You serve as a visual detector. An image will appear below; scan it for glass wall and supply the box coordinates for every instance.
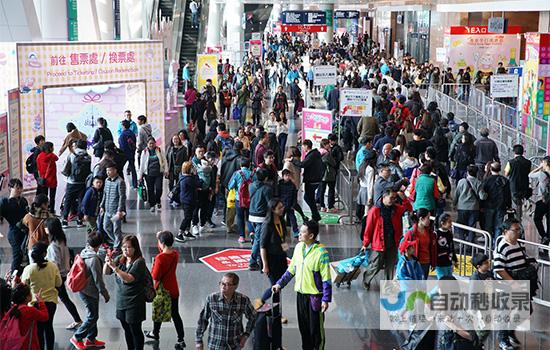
[405,10,431,62]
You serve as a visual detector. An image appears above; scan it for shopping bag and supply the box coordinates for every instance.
[232,106,241,120]
[152,283,171,322]
[335,250,369,274]
[227,189,236,209]
[137,180,148,202]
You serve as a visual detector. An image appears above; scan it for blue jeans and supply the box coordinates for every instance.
[435,266,453,279]
[238,105,247,126]
[235,202,249,238]
[191,12,199,27]
[483,208,506,246]
[74,293,99,341]
[249,222,264,266]
[285,207,299,236]
[456,209,479,242]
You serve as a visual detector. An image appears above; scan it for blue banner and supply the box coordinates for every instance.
[281,11,326,25]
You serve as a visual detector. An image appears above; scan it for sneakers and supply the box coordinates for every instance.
[199,225,209,233]
[184,232,197,240]
[76,220,84,228]
[207,221,216,229]
[220,220,226,226]
[150,206,156,213]
[67,213,78,222]
[62,220,69,228]
[144,330,159,341]
[249,263,260,271]
[175,233,186,243]
[66,321,82,330]
[156,204,162,211]
[84,339,106,348]
[508,333,521,347]
[498,340,515,350]
[175,340,187,349]
[192,225,199,235]
[70,337,86,350]
[238,236,246,244]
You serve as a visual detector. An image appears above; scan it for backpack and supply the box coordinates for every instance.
[238,170,253,208]
[0,307,34,350]
[67,254,88,293]
[217,136,234,154]
[71,153,92,183]
[542,172,550,205]
[168,176,183,204]
[25,150,39,175]
[125,133,136,152]
[144,265,156,303]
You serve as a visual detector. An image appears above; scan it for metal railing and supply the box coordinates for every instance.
[337,161,358,225]
[495,235,550,308]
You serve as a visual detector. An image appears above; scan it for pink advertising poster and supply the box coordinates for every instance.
[302,108,332,150]
[0,112,8,195]
[446,26,522,73]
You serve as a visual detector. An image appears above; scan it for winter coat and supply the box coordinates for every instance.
[179,174,198,205]
[80,246,109,299]
[291,149,323,184]
[362,199,413,252]
[36,152,58,188]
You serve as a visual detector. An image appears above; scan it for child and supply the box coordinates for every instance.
[401,146,419,179]
[396,239,425,281]
[176,161,198,242]
[435,213,457,279]
[81,176,104,233]
[278,169,299,238]
[99,161,126,252]
[470,253,493,281]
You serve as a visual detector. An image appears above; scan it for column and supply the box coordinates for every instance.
[206,1,221,48]
[95,0,114,40]
[318,4,334,44]
[225,0,244,66]
[540,11,550,33]
[34,0,68,40]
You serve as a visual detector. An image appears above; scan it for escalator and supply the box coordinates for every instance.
[178,1,199,92]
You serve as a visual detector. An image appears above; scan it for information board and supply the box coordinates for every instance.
[302,108,333,150]
[313,65,337,86]
[340,88,373,118]
[7,89,21,182]
[281,11,326,25]
[490,74,519,98]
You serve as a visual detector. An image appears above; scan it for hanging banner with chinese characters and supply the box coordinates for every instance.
[16,41,164,188]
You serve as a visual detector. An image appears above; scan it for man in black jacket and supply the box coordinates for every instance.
[482,162,512,245]
[289,139,323,222]
[504,144,532,219]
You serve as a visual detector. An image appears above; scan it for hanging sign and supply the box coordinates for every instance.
[340,88,373,118]
[302,108,333,150]
[313,65,337,86]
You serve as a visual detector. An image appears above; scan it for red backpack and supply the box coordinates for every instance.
[0,307,33,350]
[238,171,253,208]
[67,255,88,293]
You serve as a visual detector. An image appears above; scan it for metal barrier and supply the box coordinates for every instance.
[495,235,550,308]
[337,161,358,225]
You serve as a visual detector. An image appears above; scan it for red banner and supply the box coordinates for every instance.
[449,25,522,35]
[281,25,327,33]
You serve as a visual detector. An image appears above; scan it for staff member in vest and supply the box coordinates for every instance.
[504,144,532,220]
[272,220,332,350]
[361,189,412,290]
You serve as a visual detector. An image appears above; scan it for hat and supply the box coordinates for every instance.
[399,239,417,255]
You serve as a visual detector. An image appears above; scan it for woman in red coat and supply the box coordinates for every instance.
[36,142,58,214]
[143,231,186,349]
[4,283,49,350]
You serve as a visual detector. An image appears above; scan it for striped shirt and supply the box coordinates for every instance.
[493,239,529,278]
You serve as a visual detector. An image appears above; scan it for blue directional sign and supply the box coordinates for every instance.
[281,11,326,25]
[508,66,523,77]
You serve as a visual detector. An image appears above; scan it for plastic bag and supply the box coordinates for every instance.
[336,250,369,274]
[227,189,236,209]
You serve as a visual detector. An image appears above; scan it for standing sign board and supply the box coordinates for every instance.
[250,33,262,58]
[490,74,519,98]
[313,65,337,86]
[197,54,219,92]
[7,89,21,183]
[340,89,373,117]
[302,108,333,150]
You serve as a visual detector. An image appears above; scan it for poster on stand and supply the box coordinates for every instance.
[490,74,519,98]
[7,89,21,183]
[340,88,373,117]
[197,54,219,91]
[446,26,522,73]
[313,65,337,86]
[302,108,332,150]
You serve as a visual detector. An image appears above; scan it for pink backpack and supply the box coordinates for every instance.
[0,307,33,350]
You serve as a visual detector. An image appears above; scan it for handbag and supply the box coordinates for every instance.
[232,106,241,120]
[152,282,172,322]
[137,180,148,202]
[226,189,236,209]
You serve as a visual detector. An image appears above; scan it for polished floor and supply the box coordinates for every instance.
[1,100,550,349]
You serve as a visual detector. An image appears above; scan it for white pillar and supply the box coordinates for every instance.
[226,0,244,65]
[95,0,114,40]
[206,2,221,48]
[318,4,333,44]
[540,11,550,33]
[34,0,68,40]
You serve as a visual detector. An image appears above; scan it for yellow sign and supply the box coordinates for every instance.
[196,54,218,91]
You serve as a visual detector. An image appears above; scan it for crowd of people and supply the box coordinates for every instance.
[0,27,544,350]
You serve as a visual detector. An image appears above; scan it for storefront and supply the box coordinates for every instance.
[0,40,165,188]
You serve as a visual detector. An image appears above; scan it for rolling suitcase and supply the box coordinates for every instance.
[253,296,282,350]
[331,250,369,289]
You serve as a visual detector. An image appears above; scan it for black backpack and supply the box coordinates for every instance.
[25,150,40,174]
[71,153,92,182]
